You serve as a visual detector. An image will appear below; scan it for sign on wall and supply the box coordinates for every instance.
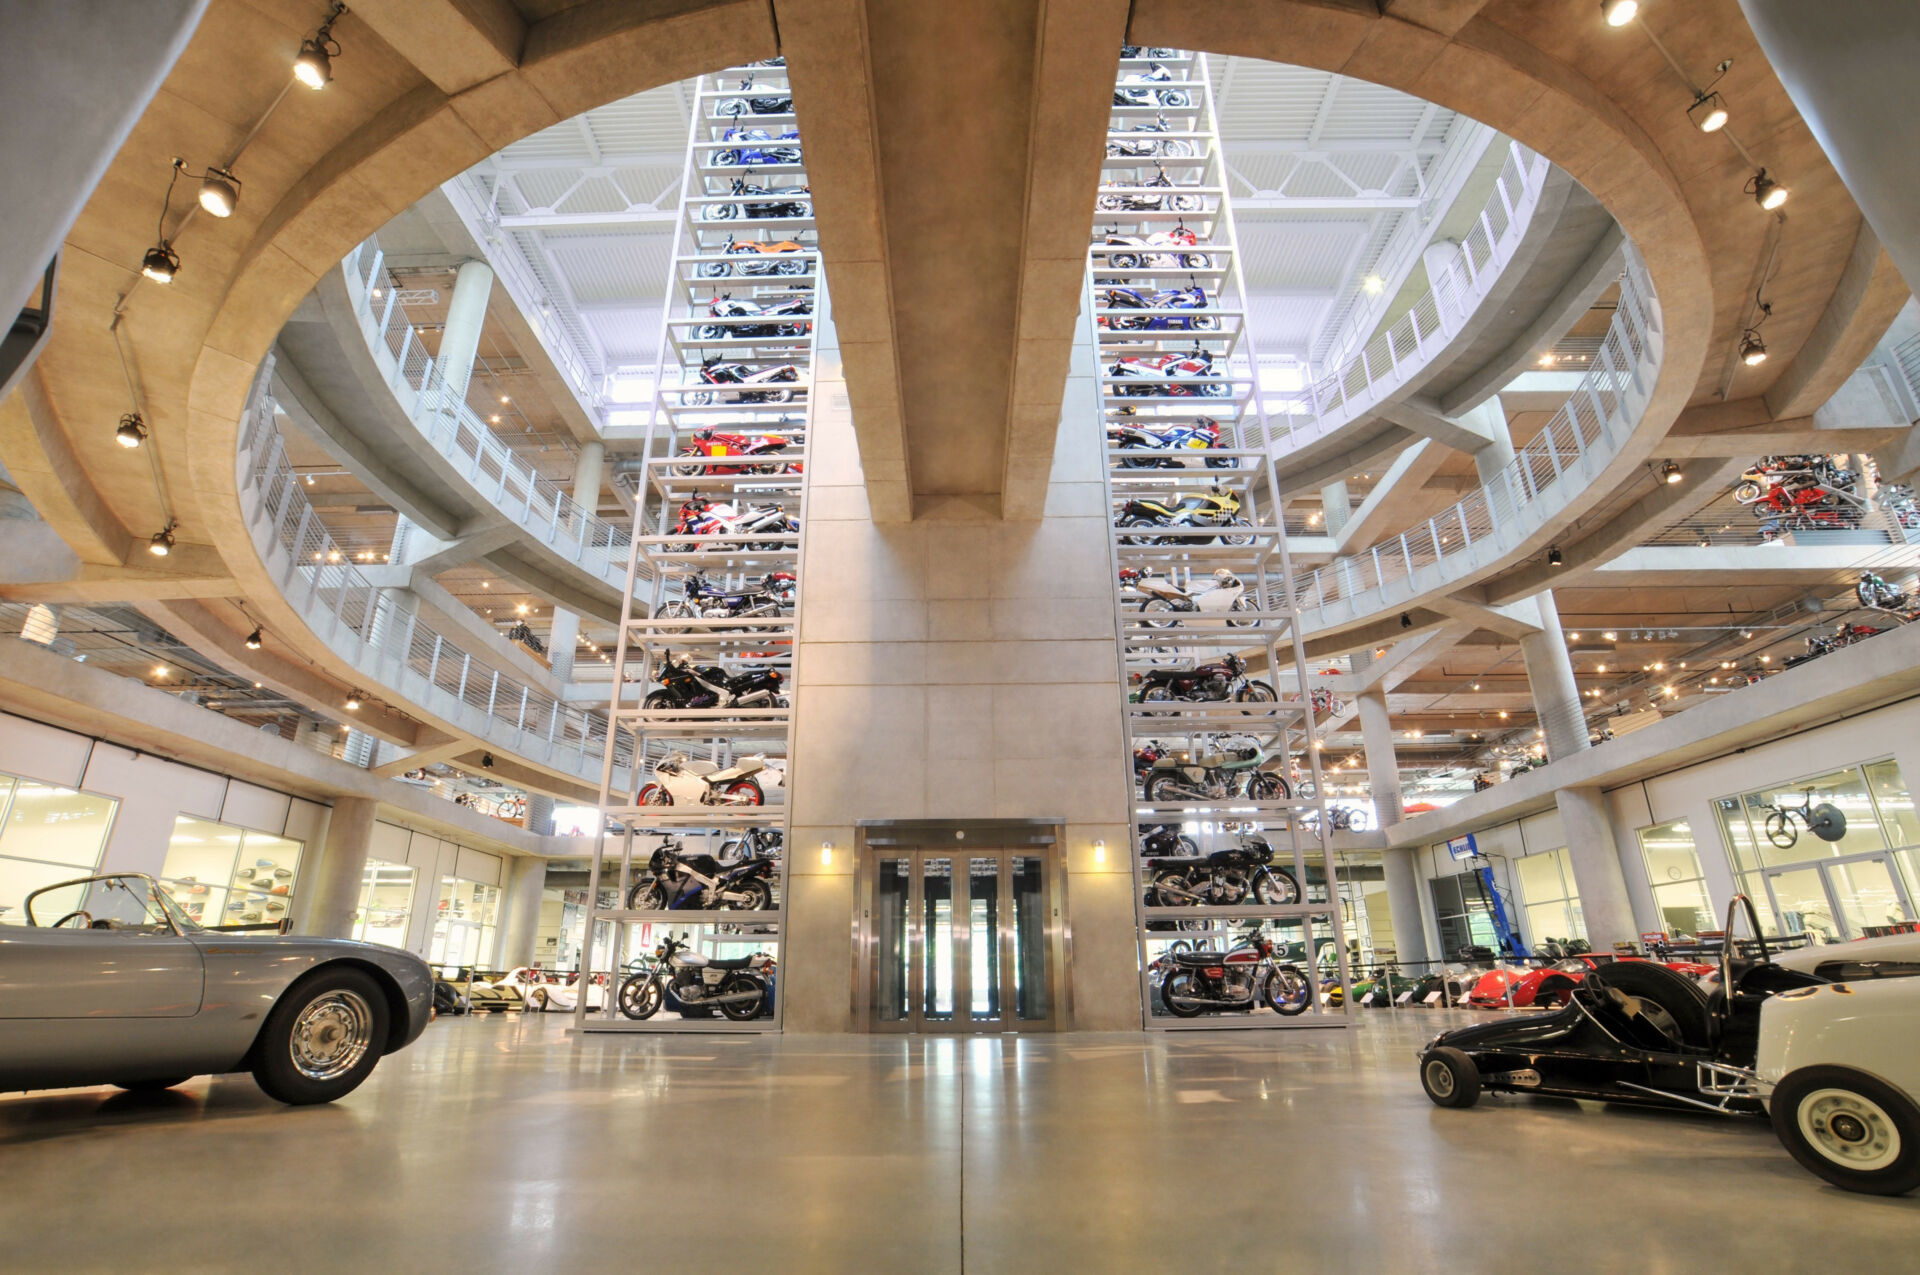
[1445,832,1480,861]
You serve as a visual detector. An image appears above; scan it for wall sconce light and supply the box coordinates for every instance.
[821,840,833,866]
[1093,839,1107,865]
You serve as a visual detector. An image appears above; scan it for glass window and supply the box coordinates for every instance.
[1636,818,1715,939]
[0,774,119,924]
[1514,848,1585,948]
[351,859,417,947]
[1865,760,1920,849]
[430,877,501,967]
[1431,869,1502,958]
[159,816,304,928]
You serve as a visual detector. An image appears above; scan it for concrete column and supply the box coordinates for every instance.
[546,441,606,684]
[1354,688,1404,825]
[525,794,555,836]
[1382,849,1429,965]
[389,515,414,567]
[294,797,376,938]
[496,855,547,968]
[1517,589,1589,762]
[1468,396,1516,482]
[439,260,494,406]
[1319,480,1352,535]
[1555,785,1638,949]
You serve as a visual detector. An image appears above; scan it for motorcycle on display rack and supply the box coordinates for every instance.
[713,127,802,167]
[1122,567,1257,627]
[696,236,810,278]
[1158,926,1313,1018]
[1133,655,1276,707]
[1132,741,1169,781]
[1096,168,1203,213]
[1119,44,1179,60]
[625,838,777,911]
[670,496,801,547]
[672,427,801,476]
[1095,226,1212,271]
[1139,734,1291,801]
[1856,570,1910,611]
[1307,803,1370,833]
[1106,116,1195,159]
[686,358,801,404]
[1139,822,1199,858]
[645,650,787,712]
[1108,349,1230,398]
[1145,835,1301,908]
[1106,414,1230,468]
[704,176,811,221]
[696,294,814,341]
[717,825,784,864]
[635,750,774,808]
[1096,283,1217,331]
[714,79,794,116]
[657,570,796,629]
[1114,63,1192,109]
[1783,621,1885,668]
[1115,488,1250,544]
[618,932,773,1022]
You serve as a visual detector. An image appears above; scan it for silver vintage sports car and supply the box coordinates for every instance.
[0,873,433,1104]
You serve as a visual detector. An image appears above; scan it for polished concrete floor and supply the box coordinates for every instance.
[3,1012,1915,1272]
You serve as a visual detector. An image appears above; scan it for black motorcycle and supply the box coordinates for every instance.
[704,177,810,221]
[715,79,793,116]
[1114,63,1191,109]
[697,294,813,339]
[1145,836,1300,908]
[718,825,784,863]
[625,838,776,911]
[645,651,786,711]
[1139,822,1198,858]
[618,932,772,1021]
[1133,652,1274,704]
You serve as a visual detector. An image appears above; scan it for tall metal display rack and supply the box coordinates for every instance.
[580,59,818,1031]
[1094,49,1352,1027]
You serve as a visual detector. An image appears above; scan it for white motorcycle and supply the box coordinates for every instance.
[638,751,776,807]
[1124,567,1257,628]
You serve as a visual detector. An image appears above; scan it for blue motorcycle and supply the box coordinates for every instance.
[626,838,778,911]
[657,568,796,626]
[1097,284,1218,332]
[714,127,802,167]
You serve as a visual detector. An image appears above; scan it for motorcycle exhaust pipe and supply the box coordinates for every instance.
[1164,992,1255,1011]
[697,988,766,1005]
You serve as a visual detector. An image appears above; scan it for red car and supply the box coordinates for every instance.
[1468,953,1716,1009]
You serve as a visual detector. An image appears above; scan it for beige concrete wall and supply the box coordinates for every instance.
[783,305,1139,1031]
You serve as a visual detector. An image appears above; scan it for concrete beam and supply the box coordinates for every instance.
[405,522,523,576]
[349,0,526,96]
[1664,397,1901,458]
[1763,219,1912,421]
[1330,438,1450,553]
[370,736,479,778]
[1376,396,1495,455]
[1594,543,1920,585]
[1426,590,1544,639]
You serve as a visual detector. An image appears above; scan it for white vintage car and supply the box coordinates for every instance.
[497,967,606,1012]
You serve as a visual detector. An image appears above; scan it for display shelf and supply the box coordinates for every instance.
[581,62,819,1035]
[1092,49,1352,1030]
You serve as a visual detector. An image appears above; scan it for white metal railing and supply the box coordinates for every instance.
[1252,142,1552,455]
[236,379,633,781]
[1294,255,1660,628]
[339,238,630,586]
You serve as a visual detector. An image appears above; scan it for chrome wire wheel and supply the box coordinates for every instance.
[288,990,375,1081]
[1798,1089,1903,1173]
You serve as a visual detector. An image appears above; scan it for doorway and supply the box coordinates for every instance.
[857,847,1058,1032]
[1764,853,1915,941]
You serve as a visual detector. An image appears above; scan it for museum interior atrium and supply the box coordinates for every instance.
[3,0,1919,1263]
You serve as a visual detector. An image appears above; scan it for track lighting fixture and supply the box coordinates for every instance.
[1547,546,1564,567]
[1687,91,1728,133]
[1740,330,1768,366]
[245,628,263,650]
[345,689,363,711]
[1601,0,1638,27]
[141,242,179,284]
[482,752,496,769]
[197,166,241,217]
[1746,168,1788,211]
[294,3,347,90]
[115,412,149,448]
[149,522,177,556]
[1661,460,1683,484]
[1400,612,1413,629]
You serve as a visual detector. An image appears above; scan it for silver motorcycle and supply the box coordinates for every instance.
[618,932,772,1021]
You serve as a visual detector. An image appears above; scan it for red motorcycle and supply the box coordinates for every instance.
[1108,349,1230,398]
[672,428,802,477]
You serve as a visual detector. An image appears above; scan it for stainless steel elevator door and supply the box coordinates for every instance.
[861,848,1055,1032]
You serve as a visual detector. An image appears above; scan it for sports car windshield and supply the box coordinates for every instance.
[25,874,199,933]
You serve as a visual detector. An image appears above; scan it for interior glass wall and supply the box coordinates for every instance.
[1635,818,1714,938]
[430,877,501,966]
[350,859,416,946]
[160,817,304,927]
[0,773,119,923]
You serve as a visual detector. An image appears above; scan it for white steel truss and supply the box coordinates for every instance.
[579,59,818,1032]
[1095,49,1352,1029]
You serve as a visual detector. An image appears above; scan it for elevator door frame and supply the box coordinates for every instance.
[854,837,1065,1033]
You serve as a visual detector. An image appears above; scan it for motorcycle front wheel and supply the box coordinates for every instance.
[1236,682,1276,706]
[696,262,732,279]
[619,975,664,1020]
[718,975,767,1021]
[638,785,673,807]
[1160,970,1207,1018]
[1266,966,1312,1016]
[1245,773,1290,803]
[1116,514,1160,545]
[625,878,667,910]
[1254,868,1301,906]
[1139,598,1183,629]
[656,601,697,633]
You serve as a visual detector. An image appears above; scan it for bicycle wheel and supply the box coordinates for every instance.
[1765,809,1799,849]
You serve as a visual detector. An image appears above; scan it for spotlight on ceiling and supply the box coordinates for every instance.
[245,628,263,650]
[115,412,149,448]
[141,242,180,284]
[1740,330,1769,366]
[148,523,176,556]
[482,752,496,769]
[1400,612,1413,629]
[1547,545,1564,568]
[1601,0,1638,27]
[197,167,241,217]
[1687,91,1728,134]
[294,2,347,89]
[1361,273,1385,296]
[1746,168,1788,211]
[1661,460,1684,484]
[345,689,363,711]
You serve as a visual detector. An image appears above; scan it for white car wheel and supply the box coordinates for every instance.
[1796,1087,1903,1173]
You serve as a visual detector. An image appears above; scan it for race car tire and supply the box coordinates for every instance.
[1420,1047,1481,1108]
[1771,1065,1920,1196]
[1586,959,1713,1049]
